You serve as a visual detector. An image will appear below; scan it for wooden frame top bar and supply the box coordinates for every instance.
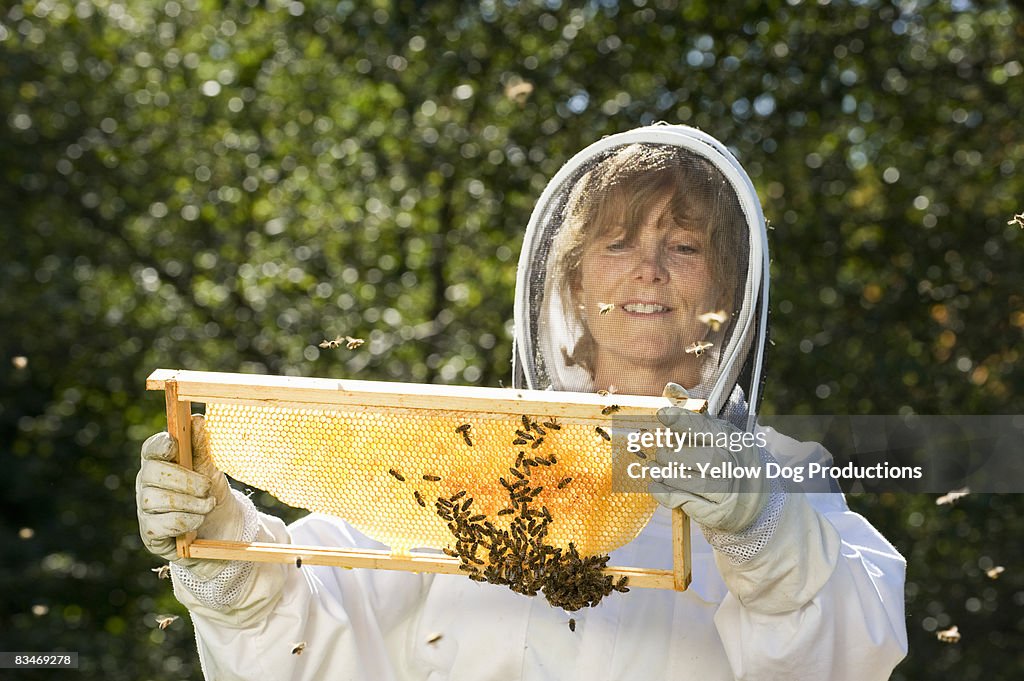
[146,368,706,418]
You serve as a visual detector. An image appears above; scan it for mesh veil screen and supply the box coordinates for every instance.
[517,139,761,420]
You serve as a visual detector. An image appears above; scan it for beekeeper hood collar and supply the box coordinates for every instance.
[512,125,769,424]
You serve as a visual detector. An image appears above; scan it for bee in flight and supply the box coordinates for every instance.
[151,565,171,580]
[598,302,615,315]
[319,335,365,350]
[291,641,307,655]
[156,615,179,630]
[697,310,729,332]
[685,341,714,357]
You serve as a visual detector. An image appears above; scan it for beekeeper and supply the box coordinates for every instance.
[137,124,907,680]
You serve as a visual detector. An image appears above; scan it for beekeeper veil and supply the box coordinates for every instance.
[512,125,769,426]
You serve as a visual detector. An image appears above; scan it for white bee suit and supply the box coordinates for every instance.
[170,125,907,680]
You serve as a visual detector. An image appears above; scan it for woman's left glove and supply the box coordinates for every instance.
[648,407,769,534]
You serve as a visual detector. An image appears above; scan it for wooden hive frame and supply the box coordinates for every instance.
[147,368,696,591]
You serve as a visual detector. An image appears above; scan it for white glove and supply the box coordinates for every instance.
[648,405,769,534]
[136,414,245,578]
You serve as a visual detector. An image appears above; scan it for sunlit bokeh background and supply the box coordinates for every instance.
[2,0,1022,677]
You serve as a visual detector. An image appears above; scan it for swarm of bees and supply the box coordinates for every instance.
[394,413,628,628]
[319,335,365,350]
[697,310,729,332]
[685,341,713,357]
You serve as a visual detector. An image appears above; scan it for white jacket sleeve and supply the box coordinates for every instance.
[711,429,908,681]
[171,507,428,681]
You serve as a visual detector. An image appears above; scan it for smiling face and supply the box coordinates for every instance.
[547,144,747,395]
[574,190,720,388]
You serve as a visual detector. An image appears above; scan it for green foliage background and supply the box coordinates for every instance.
[2,0,1023,678]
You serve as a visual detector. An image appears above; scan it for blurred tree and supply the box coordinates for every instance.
[1,0,1022,678]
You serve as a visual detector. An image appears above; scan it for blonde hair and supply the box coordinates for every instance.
[548,144,748,377]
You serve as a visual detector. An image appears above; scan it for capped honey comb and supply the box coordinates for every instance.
[204,403,656,556]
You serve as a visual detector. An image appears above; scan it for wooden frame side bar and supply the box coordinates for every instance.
[164,380,197,558]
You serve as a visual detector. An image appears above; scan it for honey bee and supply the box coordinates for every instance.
[662,382,690,402]
[531,422,546,436]
[450,490,467,502]
[443,547,459,557]
[515,429,535,440]
[595,426,611,441]
[936,487,970,505]
[530,437,544,449]
[542,418,561,430]
[697,310,729,332]
[151,565,171,580]
[426,632,443,645]
[295,557,303,568]
[512,438,528,445]
[414,491,426,507]
[291,641,307,655]
[423,474,442,482]
[455,424,473,446]
[601,404,621,415]
[521,414,532,430]
[156,615,179,630]
[497,508,515,516]
[936,626,960,644]
[557,477,573,489]
[388,468,406,482]
[598,302,615,315]
[318,336,342,349]
[344,336,365,349]
[597,389,609,396]
[568,618,576,632]
[1008,212,1024,229]
[685,341,714,357]
[986,566,1005,579]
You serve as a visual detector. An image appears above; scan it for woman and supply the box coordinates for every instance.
[137,125,907,679]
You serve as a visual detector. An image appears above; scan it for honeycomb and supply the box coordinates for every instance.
[203,403,656,555]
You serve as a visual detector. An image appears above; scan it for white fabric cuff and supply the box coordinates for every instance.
[715,492,842,614]
[700,447,785,564]
[171,489,259,609]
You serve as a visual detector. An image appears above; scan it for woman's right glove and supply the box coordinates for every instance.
[136,414,246,579]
